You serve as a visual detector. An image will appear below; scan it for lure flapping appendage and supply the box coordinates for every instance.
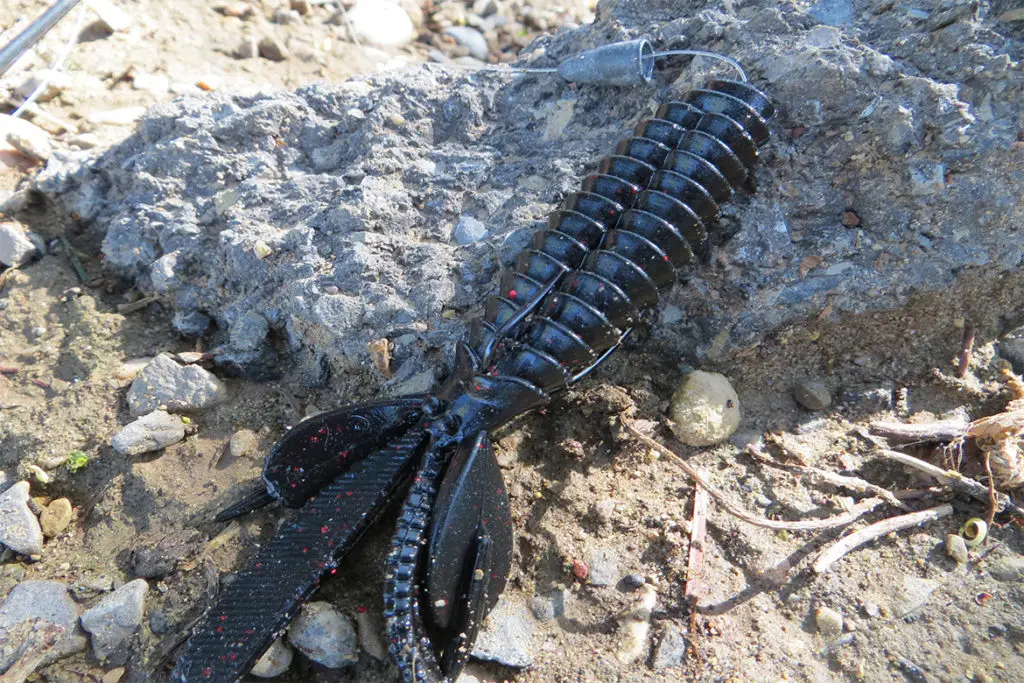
[173,78,774,683]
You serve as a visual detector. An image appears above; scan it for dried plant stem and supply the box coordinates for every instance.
[622,416,884,531]
[957,322,976,379]
[745,444,907,510]
[983,450,997,531]
[684,485,710,607]
[873,447,1024,518]
[869,419,967,444]
[812,504,953,573]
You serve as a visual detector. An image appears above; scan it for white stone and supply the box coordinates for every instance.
[287,602,358,668]
[80,579,149,660]
[88,0,133,32]
[126,354,228,416]
[251,637,293,678]
[346,1,416,46]
[0,221,38,267]
[668,371,741,447]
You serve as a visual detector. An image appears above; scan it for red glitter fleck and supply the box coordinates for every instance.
[301,547,309,553]
[357,605,368,613]
[321,525,329,534]
[219,615,228,621]
[217,626,224,633]
[339,450,349,458]
[309,436,319,443]
[508,289,517,298]
[201,667,213,677]
[318,425,328,435]
[571,558,589,581]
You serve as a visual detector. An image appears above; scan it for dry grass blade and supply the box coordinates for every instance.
[621,415,884,531]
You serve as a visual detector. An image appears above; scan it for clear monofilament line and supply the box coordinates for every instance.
[649,50,748,82]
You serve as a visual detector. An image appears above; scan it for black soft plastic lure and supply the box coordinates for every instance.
[172,78,774,683]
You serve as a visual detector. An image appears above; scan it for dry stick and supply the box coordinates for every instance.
[622,416,885,530]
[684,485,709,668]
[983,450,998,530]
[872,446,1024,519]
[744,444,908,510]
[812,504,954,573]
[957,322,976,379]
[869,419,968,444]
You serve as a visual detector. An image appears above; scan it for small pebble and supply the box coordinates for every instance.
[593,498,616,525]
[988,556,1024,583]
[453,215,488,245]
[235,35,259,59]
[621,573,646,590]
[946,533,969,564]
[444,26,489,60]
[0,481,44,555]
[0,220,38,267]
[251,637,293,678]
[228,429,259,458]
[652,622,689,669]
[471,598,534,668]
[354,606,387,661]
[81,579,149,660]
[815,605,843,637]
[111,411,186,456]
[346,0,417,46]
[862,601,881,618]
[287,602,358,668]
[40,498,74,538]
[588,547,620,586]
[102,667,125,683]
[88,0,133,32]
[258,36,289,62]
[793,379,832,411]
[668,371,741,446]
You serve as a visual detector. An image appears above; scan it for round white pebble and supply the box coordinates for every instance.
[668,371,741,447]
[251,637,293,678]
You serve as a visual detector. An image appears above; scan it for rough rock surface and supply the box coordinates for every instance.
[0,581,87,672]
[80,578,149,661]
[472,598,534,667]
[286,601,358,668]
[28,0,1023,391]
[126,354,228,415]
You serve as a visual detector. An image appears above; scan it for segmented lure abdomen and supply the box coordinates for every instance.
[473,80,774,392]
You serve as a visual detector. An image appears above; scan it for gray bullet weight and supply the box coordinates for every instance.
[557,38,655,87]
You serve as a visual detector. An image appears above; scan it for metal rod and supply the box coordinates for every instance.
[0,0,83,78]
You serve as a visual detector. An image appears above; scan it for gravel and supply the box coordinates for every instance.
[111,410,186,456]
[80,579,149,661]
[0,481,44,555]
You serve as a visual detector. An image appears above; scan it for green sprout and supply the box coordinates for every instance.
[66,450,89,473]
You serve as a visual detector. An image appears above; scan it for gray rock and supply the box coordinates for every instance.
[998,327,1024,374]
[0,481,44,555]
[0,222,38,267]
[472,598,533,668]
[251,637,293,678]
[132,529,204,579]
[588,548,620,587]
[172,310,211,337]
[989,556,1024,583]
[0,581,86,671]
[111,410,186,456]
[230,310,270,351]
[258,36,289,62]
[25,1,1024,405]
[126,354,227,416]
[287,602,358,668]
[793,379,832,411]
[891,576,941,617]
[80,579,149,660]
[444,26,489,60]
[528,589,566,622]
[652,622,688,669]
[806,25,842,48]
[815,605,843,636]
[453,215,488,245]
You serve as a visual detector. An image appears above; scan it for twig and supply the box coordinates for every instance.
[622,415,885,531]
[812,504,953,573]
[0,365,19,374]
[745,444,908,510]
[983,450,997,531]
[957,322,976,379]
[872,447,1024,518]
[58,236,88,283]
[684,485,709,607]
[869,419,967,444]
[116,296,159,314]
[4,97,74,133]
